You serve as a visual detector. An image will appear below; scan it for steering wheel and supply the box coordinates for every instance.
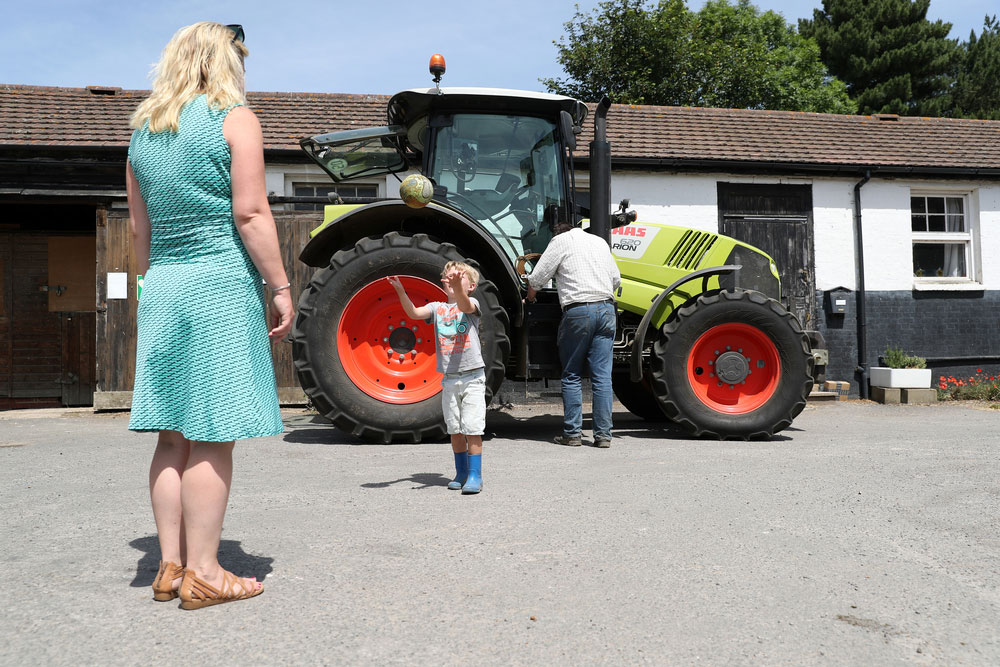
[515,253,543,284]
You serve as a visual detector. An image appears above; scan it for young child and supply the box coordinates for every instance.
[387,261,486,494]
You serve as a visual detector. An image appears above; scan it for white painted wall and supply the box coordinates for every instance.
[609,171,1000,293]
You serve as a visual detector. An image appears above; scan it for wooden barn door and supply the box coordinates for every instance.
[717,183,815,330]
[0,231,95,408]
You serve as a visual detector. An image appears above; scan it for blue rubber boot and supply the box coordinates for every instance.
[448,451,469,490]
[462,454,482,494]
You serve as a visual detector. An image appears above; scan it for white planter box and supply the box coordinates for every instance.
[869,367,932,389]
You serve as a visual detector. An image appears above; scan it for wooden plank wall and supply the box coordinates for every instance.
[96,207,139,402]
[95,209,321,408]
[269,212,323,393]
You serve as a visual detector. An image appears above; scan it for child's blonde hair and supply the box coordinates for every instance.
[130,22,249,133]
[442,261,479,288]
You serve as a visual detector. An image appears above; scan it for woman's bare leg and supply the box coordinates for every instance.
[181,441,258,590]
[149,430,190,566]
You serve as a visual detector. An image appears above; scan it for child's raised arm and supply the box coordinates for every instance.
[446,270,478,314]
[387,276,432,320]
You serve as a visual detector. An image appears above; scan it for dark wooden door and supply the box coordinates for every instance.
[718,183,816,330]
[0,233,63,408]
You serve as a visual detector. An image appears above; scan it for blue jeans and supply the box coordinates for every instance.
[556,301,616,440]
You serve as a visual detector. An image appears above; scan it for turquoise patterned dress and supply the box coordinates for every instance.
[127,95,283,442]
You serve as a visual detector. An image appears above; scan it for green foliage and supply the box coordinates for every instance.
[543,0,856,113]
[951,15,1000,120]
[799,0,961,116]
[882,347,926,369]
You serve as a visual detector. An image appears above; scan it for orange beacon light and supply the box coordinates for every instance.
[429,54,446,84]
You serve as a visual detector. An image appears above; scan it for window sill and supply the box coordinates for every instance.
[912,281,984,292]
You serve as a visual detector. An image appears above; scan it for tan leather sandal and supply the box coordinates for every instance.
[178,568,263,610]
[151,561,185,601]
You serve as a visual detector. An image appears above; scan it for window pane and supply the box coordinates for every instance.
[927,197,945,214]
[913,243,967,278]
[946,215,965,232]
[294,185,314,197]
[946,197,964,214]
[911,215,926,232]
[928,215,945,232]
[910,196,925,213]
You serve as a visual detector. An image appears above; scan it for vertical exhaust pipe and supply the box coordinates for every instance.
[588,96,612,244]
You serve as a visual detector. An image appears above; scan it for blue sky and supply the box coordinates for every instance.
[2,0,993,95]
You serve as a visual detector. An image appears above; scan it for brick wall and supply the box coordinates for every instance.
[816,289,1000,394]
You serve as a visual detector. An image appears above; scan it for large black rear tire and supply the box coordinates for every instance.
[612,370,670,421]
[292,232,509,443]
[649,289,812,439]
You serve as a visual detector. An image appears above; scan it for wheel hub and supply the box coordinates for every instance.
[714,350,750,385]
[388,325,417,354]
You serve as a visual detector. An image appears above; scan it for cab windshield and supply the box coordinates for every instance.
[429,114,566,262]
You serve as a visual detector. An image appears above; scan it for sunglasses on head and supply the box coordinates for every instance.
[225,24,245,44]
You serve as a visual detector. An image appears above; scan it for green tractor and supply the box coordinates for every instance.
[291,61,813,443]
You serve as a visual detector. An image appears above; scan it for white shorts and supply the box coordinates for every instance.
[441,368,486,436]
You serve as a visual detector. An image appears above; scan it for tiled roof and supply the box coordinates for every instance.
[3,84,1000,172]
[0,85,388,152]
[606,104,1000,171]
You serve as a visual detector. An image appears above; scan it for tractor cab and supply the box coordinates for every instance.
[300,87,588,264]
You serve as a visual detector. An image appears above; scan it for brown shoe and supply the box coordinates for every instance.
[151,561,185,601]
[554,434,583,447]
[594,438,611,448]
[179,568,263,610]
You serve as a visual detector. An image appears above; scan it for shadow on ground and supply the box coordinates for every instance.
[360,472,452,489]
[128,535,275,587]
[279,407,794,445]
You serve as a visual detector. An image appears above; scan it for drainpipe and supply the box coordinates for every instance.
[854,169,871,399]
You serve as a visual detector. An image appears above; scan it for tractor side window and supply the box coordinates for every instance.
[429,114,565,263]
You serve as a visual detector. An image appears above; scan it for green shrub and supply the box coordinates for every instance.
[882,347,926,369]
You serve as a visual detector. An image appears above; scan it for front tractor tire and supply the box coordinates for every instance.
[292,232,510,444]
[649,289,813,440]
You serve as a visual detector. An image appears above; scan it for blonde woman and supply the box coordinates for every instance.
[126,22,292,610]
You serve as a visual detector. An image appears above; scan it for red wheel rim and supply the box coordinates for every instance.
[338,277,445,404]
[686,323,780,414]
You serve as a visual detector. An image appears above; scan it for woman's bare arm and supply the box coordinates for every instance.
[125,160,151,276]
[224,106,294,339]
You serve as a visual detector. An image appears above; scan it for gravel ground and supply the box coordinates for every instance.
[1,400,998,665]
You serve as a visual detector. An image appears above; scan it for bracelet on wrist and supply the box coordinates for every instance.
[269,283,291,294]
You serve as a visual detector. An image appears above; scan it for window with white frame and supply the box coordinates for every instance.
[910,192,976,281]
[292,182,378,211]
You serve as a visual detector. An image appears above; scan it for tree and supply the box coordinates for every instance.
[951,15,1000,120]
[799,0,961,116]
[543,0,856,114]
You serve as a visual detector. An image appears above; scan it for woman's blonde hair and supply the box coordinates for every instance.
[130,22,248,132]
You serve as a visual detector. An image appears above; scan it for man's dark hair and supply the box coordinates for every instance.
[552,221,574,235]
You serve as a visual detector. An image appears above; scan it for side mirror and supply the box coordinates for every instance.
[559,110,576,152]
